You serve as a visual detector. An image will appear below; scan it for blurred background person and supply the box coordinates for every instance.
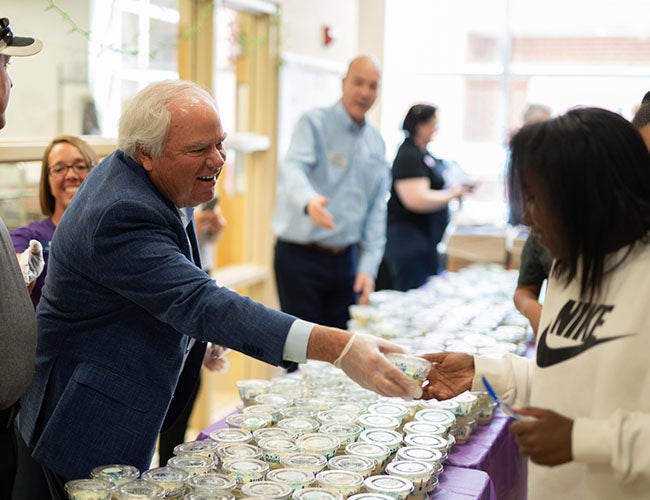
[272,55,388,328]
[507,103,552,227]
[632,92,650,151]
[509,104,553,332]
[11,135,98,308]
[513,232,553,335]
[384,103,473,291]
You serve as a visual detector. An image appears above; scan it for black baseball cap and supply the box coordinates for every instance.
[0,17,43,57]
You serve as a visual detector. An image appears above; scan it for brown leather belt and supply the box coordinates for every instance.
[298,242,350,255]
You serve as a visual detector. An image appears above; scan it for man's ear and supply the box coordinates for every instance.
[138,146,154,171]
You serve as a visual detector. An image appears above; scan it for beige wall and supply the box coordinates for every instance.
[276,0,359,62]
[3,1,91,138]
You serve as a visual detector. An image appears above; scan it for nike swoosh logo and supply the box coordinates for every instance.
[537,327,633,368]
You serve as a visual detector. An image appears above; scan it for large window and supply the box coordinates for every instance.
[89,0,180,137]
[381,0,650,224]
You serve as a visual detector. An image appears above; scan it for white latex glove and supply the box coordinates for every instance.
[333,333,423,400]
[19,239,44,287]
[202,343,230,373]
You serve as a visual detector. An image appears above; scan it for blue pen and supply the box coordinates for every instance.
[481,376,524,421]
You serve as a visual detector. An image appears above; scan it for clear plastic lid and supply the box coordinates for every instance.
[316,409,358,425]
[240,480,293,499]
[64,478,112,500]
[413,408,456,427]
[221,458,270,481]
[141,466,189,493]
[366,402,409,420]
[235,379,271,392]
[296,433,340,456]
[173,440,218,458]
[258,437,299,464]
[186,472,237,492]
[280,452,328,473]
[318,422,362,445]
[254,393,293,407]
[280,406,318,419]
[113,479,165,499]
[357,413,400,431]
[430,399,461,414]
[258,437,298,452]
[403,433,448,451]
[241,403,282,423]
[357,429,403,452]
[266,467,314,487]
[344,442,391,461]
[348,494,394,500]
[216,443,263,461]
[209,427,253,444]
[395,446,443,464]
[252,427,295,443]
[277,417,320,436]
[327,455,375,476]
[166,455,213,476]
[224,413,269,431]
[334,401,366,415]
[184,493,234,500]
[402,421,447,436]
[90,464,140,485]
[363,475,414,494]
[316,469,364,489]
[385,459,434,479]
[291,487,343,500]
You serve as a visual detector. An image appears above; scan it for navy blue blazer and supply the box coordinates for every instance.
[19,150,296,480]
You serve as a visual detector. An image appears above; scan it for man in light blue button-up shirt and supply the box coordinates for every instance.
[272,55,389,329]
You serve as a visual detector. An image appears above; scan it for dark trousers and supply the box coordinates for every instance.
[157,374,201,466]
[274,240,358,330]
[12,423,51,499]
[385,224,439,291]
[0,407,17,500]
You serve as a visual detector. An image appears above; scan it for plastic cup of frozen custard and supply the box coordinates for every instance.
[64,478,112,500]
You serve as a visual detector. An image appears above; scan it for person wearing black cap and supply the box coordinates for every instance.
[0,15,43,498]
[0,17,43,128]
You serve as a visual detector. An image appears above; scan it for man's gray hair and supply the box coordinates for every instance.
[118,80,216,159]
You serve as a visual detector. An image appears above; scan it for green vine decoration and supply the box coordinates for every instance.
[44,0,274,61]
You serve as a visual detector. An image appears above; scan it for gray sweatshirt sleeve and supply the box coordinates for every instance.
[0,217,37,409]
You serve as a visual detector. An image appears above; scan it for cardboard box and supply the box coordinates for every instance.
[443,226,508,272]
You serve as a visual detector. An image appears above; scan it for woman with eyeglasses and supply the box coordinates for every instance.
[11,135,98,307]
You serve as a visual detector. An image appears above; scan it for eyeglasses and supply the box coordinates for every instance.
[48,162,91,176]
[0,18,14,48]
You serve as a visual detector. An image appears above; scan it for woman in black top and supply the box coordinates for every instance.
[385,104,471,291]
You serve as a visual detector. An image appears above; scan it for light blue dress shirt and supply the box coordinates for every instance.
[272,100,389,277]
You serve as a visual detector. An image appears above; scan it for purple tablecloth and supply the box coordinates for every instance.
[198,417,498,500]
[433,466,496,500]
[447,409,527,500]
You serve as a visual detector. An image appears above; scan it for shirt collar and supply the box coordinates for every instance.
[335,100,366,133]
[178,206,194,227]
